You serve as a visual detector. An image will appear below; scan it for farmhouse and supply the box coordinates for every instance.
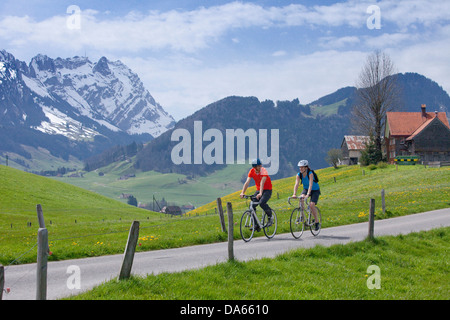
[161,205,182,215]
[384,104,450,164]
[340,135,370,165]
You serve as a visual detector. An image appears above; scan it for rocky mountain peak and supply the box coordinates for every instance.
[30,54,56,75]
[92,56,112,76]
[0,49,175,140]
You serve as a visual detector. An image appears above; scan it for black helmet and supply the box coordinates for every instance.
[251,158,262,167]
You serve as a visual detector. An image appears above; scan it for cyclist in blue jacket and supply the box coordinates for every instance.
[292,160,321,231]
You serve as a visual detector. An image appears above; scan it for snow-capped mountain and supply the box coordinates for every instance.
[0,49,175,169]
[0,50,174,140]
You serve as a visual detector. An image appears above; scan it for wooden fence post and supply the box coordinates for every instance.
[217,198,226,233]
[227,202,234,261]
[36,228,48,300]
[119,220,140,280]
[0,265,4,300]
[381,189,386,215]
[368,199,375,240]
[37,204,45,228]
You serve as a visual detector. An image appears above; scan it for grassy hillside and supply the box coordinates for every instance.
[0,165,161,264]
[189,164,450,228]
[0,145,84,172]
[52,161,249,209]
[309,98,348,117]
[1,163,449,266]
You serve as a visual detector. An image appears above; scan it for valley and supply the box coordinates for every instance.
[52,161,249,209]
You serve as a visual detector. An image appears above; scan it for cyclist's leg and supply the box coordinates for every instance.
[310,201,318,221]
[259,190,272,217]
[251,190,260,211]
[310,190,321,229]
[299,188,307,207]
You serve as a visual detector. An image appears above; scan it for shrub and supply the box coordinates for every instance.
[377,161,388,169]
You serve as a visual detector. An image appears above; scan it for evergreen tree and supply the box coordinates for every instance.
[127,195,138,207]
[360,137,383,165]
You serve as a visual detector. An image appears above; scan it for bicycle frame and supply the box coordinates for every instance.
[288,196,313,225]
[243,195,264,229]
[240,194,277,242]
[288,195,321,238]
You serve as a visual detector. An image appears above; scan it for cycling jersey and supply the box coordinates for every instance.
[248,167,272,190]
[298,171,320,191]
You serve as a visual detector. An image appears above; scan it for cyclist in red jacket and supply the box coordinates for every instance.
[240,159,274,227]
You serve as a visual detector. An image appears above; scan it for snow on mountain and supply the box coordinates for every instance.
[0,50,175,141]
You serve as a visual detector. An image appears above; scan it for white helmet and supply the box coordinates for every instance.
[297,160,308,167]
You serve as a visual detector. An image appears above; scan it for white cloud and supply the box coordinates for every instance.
[122,50,367,120]
[272,50,287,57]
[319,36,360,49]
[5,1,449,55]
[0,2,276,54]
[1,0,449,121]
[380,0,450,29]
[364,32,416,48]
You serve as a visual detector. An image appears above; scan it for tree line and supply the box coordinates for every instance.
[84,141,143,171]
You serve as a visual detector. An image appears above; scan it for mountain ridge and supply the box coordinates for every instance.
[127,72,450,180]
[0,49,175,169]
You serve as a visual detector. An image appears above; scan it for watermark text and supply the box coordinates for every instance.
[171,121,279,175]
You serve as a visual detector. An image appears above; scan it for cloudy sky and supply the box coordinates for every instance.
[1,0,449,120]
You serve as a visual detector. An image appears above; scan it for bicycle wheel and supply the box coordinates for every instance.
[309,207,322,236]
[240,210,255,242]
[290,208,304,239]
[262,209,277,239]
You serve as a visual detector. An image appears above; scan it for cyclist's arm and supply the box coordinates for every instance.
[292,174,300,197]
[240,177,251,198]
[258,176,267,196]
[307,172,314,196]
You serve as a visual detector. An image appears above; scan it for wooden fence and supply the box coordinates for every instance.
[1,201,236,300]
[2,194,383,300]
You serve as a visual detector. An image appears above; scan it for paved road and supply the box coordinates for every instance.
[2,208,449,300]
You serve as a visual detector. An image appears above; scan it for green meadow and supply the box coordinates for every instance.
[1,163,449,266]
[52,160,248,209]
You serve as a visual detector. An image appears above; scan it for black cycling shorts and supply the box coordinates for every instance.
[302,188,321,204]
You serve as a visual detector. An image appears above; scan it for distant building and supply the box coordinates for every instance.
[161,206,182,215]
[384,104,450,164]
[340,135,371,165]
[181,204,196,213]
[120,193,133,199]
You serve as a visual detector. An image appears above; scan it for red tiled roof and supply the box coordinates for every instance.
[343,135,370,150]
[386,111,449,137]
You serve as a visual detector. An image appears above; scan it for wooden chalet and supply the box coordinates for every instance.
[384,104,450,164]
[340,135,371,165]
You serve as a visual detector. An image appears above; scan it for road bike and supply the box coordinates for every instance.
[288,196,322,239]
[240,195,277,242]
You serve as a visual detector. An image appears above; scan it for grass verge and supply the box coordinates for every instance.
[67,227,449,300]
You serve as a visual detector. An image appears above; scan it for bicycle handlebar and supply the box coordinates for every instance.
[288,195,309,206]
[241,194,258,202]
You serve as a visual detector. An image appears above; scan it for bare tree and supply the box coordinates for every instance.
[352,51,399,157]
[326,148,342,169]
